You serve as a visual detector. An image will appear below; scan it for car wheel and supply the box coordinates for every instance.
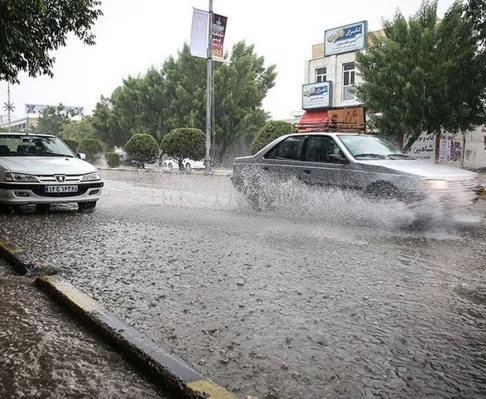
[78,201,97,211]
[185,163,192,174]
[36,204,50,213]
[0,203,12,214]
[168,163,173,171]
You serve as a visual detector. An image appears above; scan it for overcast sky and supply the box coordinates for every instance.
[0,0,455,123]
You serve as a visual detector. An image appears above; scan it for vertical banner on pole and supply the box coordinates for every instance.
[211,14,228,62]
[190,8,209,58]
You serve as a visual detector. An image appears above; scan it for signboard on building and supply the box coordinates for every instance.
[328,107,365,132]
[302,82,332,110]
[324,21,368,56]
[406,133,437,162]
[25,104,85,116]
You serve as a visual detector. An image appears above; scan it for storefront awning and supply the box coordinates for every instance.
[296,110,329,132]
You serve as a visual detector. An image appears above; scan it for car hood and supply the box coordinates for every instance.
[0,156,97,175]
[359,159,477,179]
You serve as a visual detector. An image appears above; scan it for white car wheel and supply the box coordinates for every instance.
[185,163,192,173]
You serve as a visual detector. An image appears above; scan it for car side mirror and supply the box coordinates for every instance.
[77,153,86,160]
[329,154,349,164]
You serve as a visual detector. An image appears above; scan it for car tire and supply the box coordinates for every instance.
[0,203,12,214]
[185,163,192,174]
[168,163,173,171]
[78,201,97,211]
[36,204,50,213]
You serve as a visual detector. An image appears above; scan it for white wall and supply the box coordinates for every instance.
[306,51,362,108]
[441,127,486,170]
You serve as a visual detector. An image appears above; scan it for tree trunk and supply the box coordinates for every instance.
[403,133,422,154]
[217,143,228,166]
[178,159,185,171]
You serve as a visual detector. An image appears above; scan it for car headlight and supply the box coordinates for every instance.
[4,172,38,182]
[422,179,448,190]
[81,172,100,181]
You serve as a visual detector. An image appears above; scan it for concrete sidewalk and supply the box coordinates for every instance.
[0,259,167,399]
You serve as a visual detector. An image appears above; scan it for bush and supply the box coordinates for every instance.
[124,134,159,167]
[78,138,104,162]
[62,138,79,153]
[160,128,205,170]
[250,121,297,154]
[106,151,120,168]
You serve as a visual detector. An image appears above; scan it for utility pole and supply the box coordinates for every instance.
[3,83,14,133]
[205,0,213,172]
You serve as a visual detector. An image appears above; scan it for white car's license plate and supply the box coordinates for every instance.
[45,185,78,193]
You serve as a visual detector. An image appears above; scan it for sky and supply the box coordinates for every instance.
[0,0,456,124]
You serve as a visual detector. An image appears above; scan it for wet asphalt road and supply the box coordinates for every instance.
[0,170,486,398]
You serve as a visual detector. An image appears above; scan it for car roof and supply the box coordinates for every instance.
[0,132,55,138]
[286,132,374,138]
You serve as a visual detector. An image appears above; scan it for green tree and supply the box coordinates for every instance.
[160,128,205,170]
[107,41,276,163]
[91,96,130,148]
[124,133,159,167]
[356,0,485,151]
[61,117,96,142]
[34,104,75,136]
[251,121,297,154]
[78,138,103,162]
[466,0,486,46]
[0,0,102,83]
[109,68,166,139]
[213,42,276,162]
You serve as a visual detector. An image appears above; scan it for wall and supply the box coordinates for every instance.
[306,52,362,108]
[440,126,486,170]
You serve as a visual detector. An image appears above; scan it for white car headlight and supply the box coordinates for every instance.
[422,179,448,190]
[81,172,100,181]
[4,172,38,182]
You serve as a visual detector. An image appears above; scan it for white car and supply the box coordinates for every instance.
[161,158,205,173]
[0,133,103,212]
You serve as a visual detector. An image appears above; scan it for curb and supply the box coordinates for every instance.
[0,235,58,276]
[0,235,37,275]
[98,167,231,177]
[36,275,238,399]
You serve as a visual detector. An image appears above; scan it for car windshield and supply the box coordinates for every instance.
[338,135,413,160]
[0,135,74,158]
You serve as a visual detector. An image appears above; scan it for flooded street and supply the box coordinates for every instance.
[1,170,485,398]
[0,259,166,399]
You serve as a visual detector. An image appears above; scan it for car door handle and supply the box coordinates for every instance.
[303,170,311,175]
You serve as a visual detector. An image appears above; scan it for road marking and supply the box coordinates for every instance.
[187,379,238,399]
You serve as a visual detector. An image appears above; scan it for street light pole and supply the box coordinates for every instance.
[205,0,213,172]
[7,83,11,133]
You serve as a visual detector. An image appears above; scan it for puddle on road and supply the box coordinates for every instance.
[0,278,165,399]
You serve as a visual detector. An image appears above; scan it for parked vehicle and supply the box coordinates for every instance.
[161,158,205,173]
[231,132,482,210]
[0,133,103,212]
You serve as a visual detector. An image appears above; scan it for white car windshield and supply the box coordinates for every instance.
[338,135,413,160]
[0,135,74,158]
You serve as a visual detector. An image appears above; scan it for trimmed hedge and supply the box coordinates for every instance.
[160,128,205,168]
[62,139,79,153]
[78,138,104,162]
[250,121,297,154]
[124,134,159,164]
[106,151,120,168]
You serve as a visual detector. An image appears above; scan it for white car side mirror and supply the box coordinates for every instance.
[77,153,87,160]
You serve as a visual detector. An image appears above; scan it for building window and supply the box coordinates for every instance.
[343,63,356,101]
[315,67,327,83]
